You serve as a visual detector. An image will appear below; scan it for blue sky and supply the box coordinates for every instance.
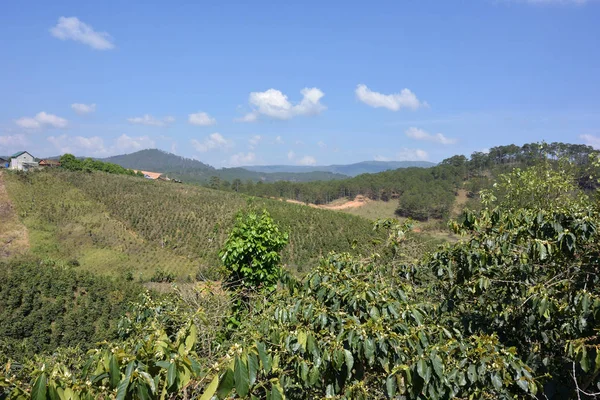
[1,0,599,167]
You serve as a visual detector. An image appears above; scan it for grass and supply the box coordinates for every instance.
[338,200,399,220]
[3,170,382,280]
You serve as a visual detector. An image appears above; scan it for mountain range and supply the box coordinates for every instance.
[100,149,434,184]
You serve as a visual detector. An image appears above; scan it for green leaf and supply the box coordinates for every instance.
[467,364,477,383]
[217,368,234,399]
[270,382,284,400]
[416,358,427,380]
[247,353,259,386]
[109,355,120,389]
[167,362,177,388]
[490,373,502,390]
[297,330,307,351]
[234,356,250,397]
[431,354,443,378]
[116,361,135,400]
[31,373,47,400]
[200,375,219,400]
[344,349,354,379]
[257,342,271,373]
[139,371,156,394]
[386,375,397,398]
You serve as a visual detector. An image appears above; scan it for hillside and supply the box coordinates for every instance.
[2,169,381,279]
[102,149,348,184]
[243,160,436,177]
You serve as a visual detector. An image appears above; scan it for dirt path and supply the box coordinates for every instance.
[0,171,29,258]
[284,195,370,210]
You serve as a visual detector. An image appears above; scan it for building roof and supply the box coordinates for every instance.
[39,159,61,166]
[10,151,32,159]
[134,170,163,180]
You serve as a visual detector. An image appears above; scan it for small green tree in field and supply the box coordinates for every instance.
[219,208,288,293]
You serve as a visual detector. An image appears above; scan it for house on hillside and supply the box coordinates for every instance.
[9,151,38,171]
[134,170,169,180]
[39,159,61,167]
[0,157,8,168]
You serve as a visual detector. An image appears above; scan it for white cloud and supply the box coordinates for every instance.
[238,87,326,121]
[190,133,232,152]
[115,134,155,152]
[317,140,326,149]
[48,134,107,156]
[229,152,256,166]
[287,150,295,160]
[405,127,457,145]
[47,134,155,156]
[235,112,258,123]
[580,134,600,149]
[297,155,317,166]
[248,135,262,149]
[397,148,428,161]
[275,136,284,144]
[188,112,216,126]
[127,114,173,127]
[71,103,96,115]
[50,17,115,50]
[0,134,28,148]
[16,112,68,129]
[374,155,390,161]
[355,84,426,111]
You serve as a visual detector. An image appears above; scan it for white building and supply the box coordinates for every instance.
[9,151,38,171]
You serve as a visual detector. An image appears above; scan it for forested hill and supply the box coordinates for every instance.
[103,149,214,172]
[102,149,348,184]
[242,160,436,177]
[235,142,600,221]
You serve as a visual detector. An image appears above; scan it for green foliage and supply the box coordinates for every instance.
[4,170,378,278]
[0,259,140,361]
[220,209,288,292]
[59,154,139,176]
[199,253,537,399]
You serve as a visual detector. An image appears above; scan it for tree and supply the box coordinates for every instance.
[219,208,288,292]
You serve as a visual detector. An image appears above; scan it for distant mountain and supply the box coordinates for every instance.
[103,149,214,172]
[101,149,348,184]
[243,160,436,177]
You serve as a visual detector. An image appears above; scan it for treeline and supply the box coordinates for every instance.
[59,153,143,176]
[209,142,599,221]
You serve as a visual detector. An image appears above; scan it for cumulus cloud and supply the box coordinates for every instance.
[127,114,174,127]
[190,133,232,152]
[405,127,457,145]
[16,112,68,129]
[229,152,256,166]
[47,134,156,156]
[50,17,114,50]
[374,155,390,161]
[580,134,600,149]
[71,103,96,115]
[397,148,428,161]
[0,134,28,148]
[297,155,317,166]
[317,140,326,149]
[355,84,426,111]
[248,135,262,150]
[238,87,326,122]
[188,112,216,126]
[115,134,155,152]
[287,150,295,160]
[48,134,107,156]
[275,136,284,144]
